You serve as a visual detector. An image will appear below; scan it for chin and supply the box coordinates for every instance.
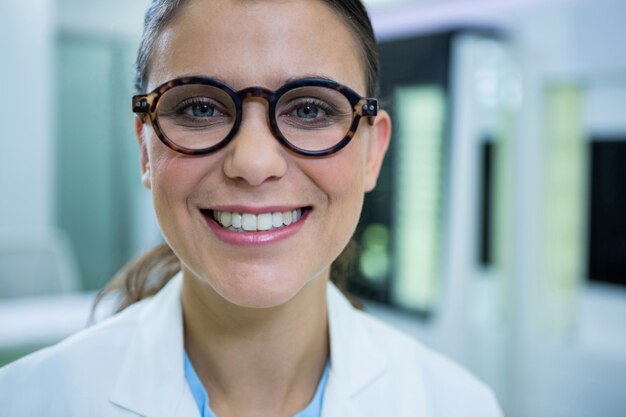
[182,256,329,309]
[217,278,307,309]
[193,264,317,309]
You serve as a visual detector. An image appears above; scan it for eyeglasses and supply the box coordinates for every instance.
[132,76,378,157]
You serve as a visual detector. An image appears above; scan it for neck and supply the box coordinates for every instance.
[181,268,330,417]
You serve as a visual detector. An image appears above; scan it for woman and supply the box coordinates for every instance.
[0,0,503,416]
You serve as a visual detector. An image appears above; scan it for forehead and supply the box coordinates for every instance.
[147,0,366,93]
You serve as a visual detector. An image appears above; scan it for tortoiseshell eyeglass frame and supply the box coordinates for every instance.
[132,76,378,157]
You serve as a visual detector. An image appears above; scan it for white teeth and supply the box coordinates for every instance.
[220,212,232,228]
[257,213,273,231]
[212,209,303,232]
[242,213,257,231]
[232,212,242,228]
[272,212,283,228]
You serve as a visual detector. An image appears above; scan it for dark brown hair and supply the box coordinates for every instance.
[95,0,377,315]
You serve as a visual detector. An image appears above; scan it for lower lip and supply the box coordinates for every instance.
[203,210,310,246]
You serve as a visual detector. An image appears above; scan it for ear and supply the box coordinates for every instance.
[135,116,152,189]
[363,110,391,192]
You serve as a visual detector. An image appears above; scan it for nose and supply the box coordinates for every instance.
[222,100,288,186]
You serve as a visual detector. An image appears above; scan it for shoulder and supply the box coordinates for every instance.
[0,299,148,416]
[326,284,502,415]
[353,309,503,416]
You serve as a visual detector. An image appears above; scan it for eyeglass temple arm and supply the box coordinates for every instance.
[132,95,150,113]
[357,98,378,117]
[357,98,378,126]
[132,95,150,122]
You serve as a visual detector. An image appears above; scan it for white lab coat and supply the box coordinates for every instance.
[0,273,503,417]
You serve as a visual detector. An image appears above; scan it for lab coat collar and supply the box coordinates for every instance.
[110,273,194,417]
[110,274,387,417]
[325,284,386,404]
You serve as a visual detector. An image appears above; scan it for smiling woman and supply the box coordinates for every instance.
[0,1,502,416]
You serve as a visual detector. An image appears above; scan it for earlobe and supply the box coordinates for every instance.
[364,110,392,192]
[135,116,152,190]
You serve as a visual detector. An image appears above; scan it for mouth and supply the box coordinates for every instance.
[201,207,311,233]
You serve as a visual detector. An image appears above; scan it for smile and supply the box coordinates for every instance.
[211,209,303,232]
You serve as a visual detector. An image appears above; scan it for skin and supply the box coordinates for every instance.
[135,0,391,416]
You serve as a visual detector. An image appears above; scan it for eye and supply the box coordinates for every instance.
[160,96,234,129]
[189,102,216,117]
[293,99,331,119]
[276,87,353,131]
[282,98,339,122]
[176,98,225,119]
[296,103,322,119]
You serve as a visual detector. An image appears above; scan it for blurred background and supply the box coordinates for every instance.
[1,0,625,416]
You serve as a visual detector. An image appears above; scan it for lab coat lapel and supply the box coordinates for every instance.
[110,273,196,417]
[322,284,387,417]
[320,372,360,417]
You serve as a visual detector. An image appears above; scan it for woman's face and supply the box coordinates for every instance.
[137,0,390,308]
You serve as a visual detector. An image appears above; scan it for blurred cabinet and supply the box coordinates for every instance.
[350,30,517,319]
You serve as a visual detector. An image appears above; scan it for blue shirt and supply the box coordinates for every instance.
[184,352,330,417]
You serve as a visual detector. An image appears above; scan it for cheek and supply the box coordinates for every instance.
[310,143,367,223]
[146,140,211,226]
[328,142,367,196]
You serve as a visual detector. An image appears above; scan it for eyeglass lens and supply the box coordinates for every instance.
[155,84,354,152]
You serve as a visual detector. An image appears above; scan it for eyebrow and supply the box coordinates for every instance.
[173,73,339,89]
[281,74,338,84]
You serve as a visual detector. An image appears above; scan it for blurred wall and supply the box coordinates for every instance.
[0,0,55,239]
[53,0,158,290]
